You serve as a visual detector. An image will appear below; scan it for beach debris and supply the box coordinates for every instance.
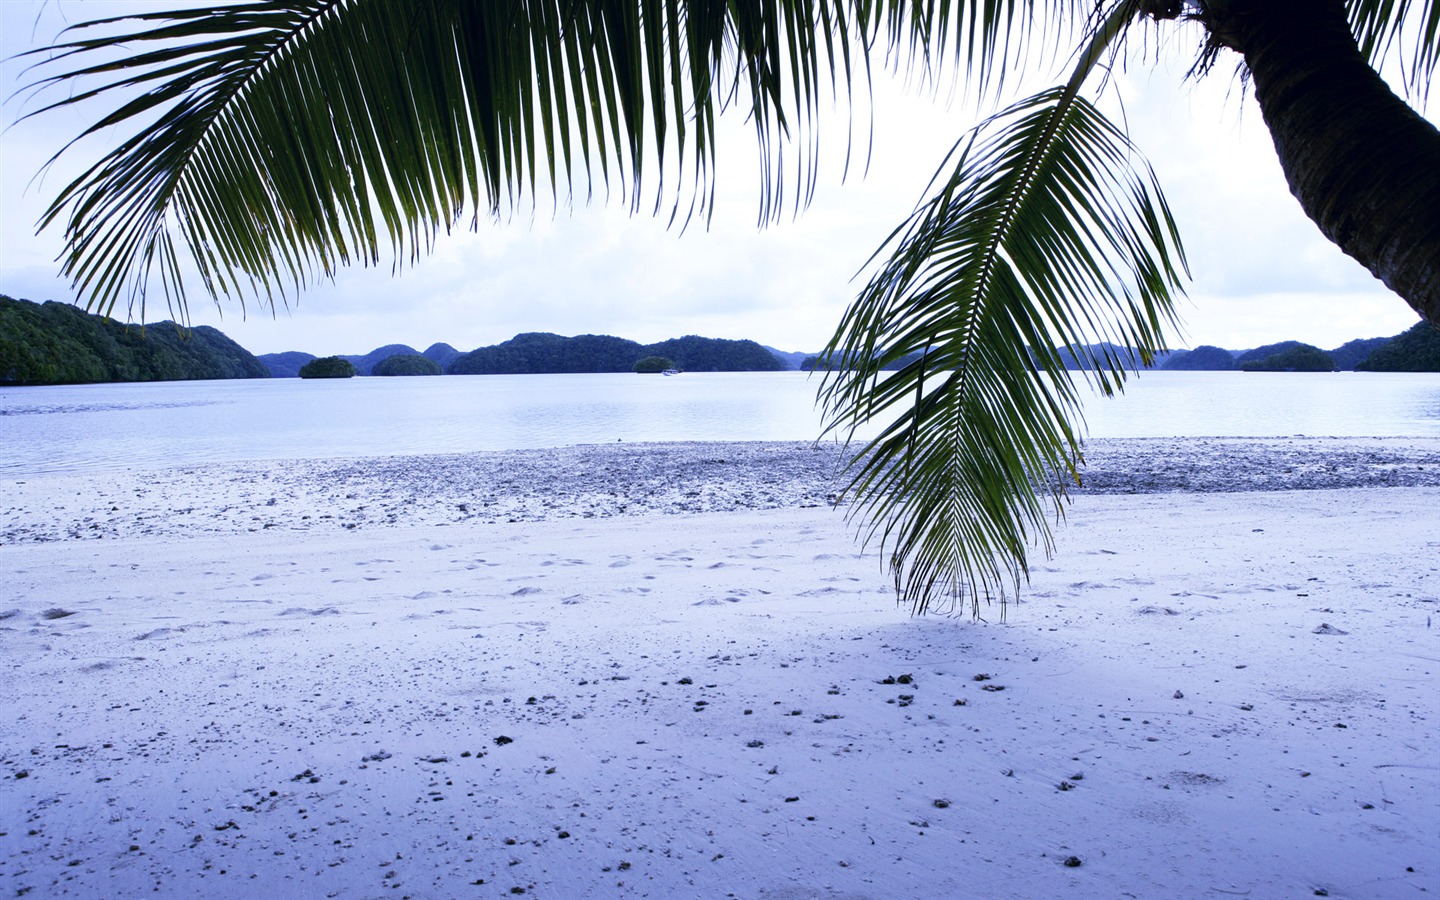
[361,750,392,763]
[1172,771,1224,786]
[1173,690,1185,699]
[40,608,76,620]
[494,735,514,746]
[981,684,1005,692]
[973,673,992,681]
[1311,623,1349,635]
[1064,856,1083,868]
[880,674,915,685]
[932,798,951,809]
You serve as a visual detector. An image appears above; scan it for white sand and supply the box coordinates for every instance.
[1,442,1437,898]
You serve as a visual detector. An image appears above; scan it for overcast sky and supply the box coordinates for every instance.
[1,1,1428,358]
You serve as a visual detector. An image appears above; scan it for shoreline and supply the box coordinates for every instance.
[3,436,1438,544]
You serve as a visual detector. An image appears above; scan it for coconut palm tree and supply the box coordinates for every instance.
[22,0,1440,614]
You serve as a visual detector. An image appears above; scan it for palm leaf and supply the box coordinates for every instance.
[820,66,1187,615]
[21,0,1102,322]
[1348,0,1440,100]
[21,0,873,321]
[23,0,1188,620]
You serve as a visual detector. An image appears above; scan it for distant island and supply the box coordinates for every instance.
[3,292,1437,386]
[1155,327,1439,372]
[0,294,268,385]
[260,332,785,376]
[803,325,1440,375]
[298,356,357,379]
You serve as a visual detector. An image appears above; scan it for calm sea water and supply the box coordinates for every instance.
[2,371,1437,477]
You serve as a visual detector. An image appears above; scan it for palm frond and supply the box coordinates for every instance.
[1349,0,1440,100]
[21,0,1100,323]
[20,0,864,320]
[819,69,1186,615]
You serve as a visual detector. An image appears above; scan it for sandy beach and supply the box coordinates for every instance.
[2,439,1437,898]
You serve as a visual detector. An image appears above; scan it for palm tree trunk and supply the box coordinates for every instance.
[1203,0,1440,327]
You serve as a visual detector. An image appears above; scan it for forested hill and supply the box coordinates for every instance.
[1154,323,1440,372]
[448,332,784,374]
[0,295,269,386]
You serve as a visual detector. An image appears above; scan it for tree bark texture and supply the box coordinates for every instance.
[1203,0,1440,327]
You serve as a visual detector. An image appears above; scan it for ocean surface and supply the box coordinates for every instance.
[2,371,1438,477]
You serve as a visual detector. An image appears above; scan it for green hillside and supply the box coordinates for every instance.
[1,295,269,385]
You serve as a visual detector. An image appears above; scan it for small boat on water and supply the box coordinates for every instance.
[661,369,681,376]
